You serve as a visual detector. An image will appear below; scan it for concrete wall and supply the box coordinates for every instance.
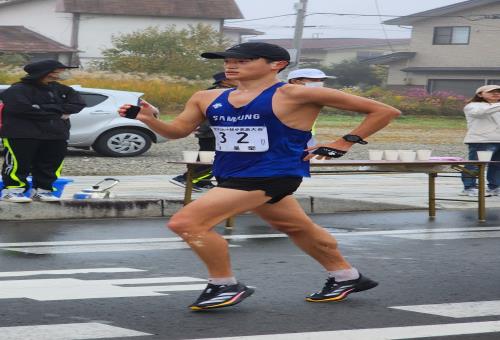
[0,0,72,45]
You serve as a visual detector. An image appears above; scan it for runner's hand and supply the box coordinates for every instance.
[118,100,159,121]
[303,140,352,161]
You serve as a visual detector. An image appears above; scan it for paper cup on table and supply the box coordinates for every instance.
[368,150,384,161]
[477,151,494,161]
[397,150,411,158]
[182,151,199,162]
[199,151,215,163]
[383,150,399,161]
[416,149,432,161]
[399,151,416,162]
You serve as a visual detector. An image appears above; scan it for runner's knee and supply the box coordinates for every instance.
[167,213,197,235]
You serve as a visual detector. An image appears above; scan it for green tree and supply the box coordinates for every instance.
[97,24,229,79]
[0,53,28,67]
[323,59,386,88]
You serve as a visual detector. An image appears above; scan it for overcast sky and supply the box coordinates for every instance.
[230,0,472,40]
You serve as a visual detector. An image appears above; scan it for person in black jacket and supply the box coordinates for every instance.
[169,72,238,191]
[0,60,85,202]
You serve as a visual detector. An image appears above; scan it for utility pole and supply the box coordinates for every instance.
[291,0,308,69]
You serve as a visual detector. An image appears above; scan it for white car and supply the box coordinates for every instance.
[0,85,166,157]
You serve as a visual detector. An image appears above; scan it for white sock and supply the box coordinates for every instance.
[208,277,237,285]
[328,268,360,282]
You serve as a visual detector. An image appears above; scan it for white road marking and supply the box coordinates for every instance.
[391,300,500,318]
[1,226,499,247]
[194,321,500,340]
[0,268,144,278]
[387,231,500,240]
[3,226,500,254]
[3,242,240,254]
[0,322,150,340]
[0,276,206,301]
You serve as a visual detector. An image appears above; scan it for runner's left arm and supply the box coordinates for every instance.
[294,87,401,160]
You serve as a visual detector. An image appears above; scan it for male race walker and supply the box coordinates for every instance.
[119,42,401,311]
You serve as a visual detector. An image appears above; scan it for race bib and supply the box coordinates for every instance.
[211,126,269,152]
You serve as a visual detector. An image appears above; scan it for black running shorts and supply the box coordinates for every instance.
[216,177,303,204]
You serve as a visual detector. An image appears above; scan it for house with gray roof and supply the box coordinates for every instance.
[0,0,244,66]
[254,37,410,66]
[364,0,500,97]
[0,26,76,64]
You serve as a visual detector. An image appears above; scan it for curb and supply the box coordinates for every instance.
[0,195,423,221]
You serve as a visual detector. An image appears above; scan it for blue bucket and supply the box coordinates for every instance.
[0,177,74,198]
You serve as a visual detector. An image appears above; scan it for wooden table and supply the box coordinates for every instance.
[169,160,494,224]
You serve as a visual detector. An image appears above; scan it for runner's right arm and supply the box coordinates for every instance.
[118,91,207,140]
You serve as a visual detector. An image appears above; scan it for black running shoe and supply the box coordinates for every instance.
[196,181,215,190]
[169,175,202,192]
[306,274,378,303]
[189,283,254,311]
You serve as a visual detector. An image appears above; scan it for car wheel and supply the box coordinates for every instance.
[92,128,152,157]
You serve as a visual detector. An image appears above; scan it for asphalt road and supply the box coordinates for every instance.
[0,210,499,340]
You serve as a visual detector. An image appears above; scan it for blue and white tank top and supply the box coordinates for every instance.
[206,82,311,178]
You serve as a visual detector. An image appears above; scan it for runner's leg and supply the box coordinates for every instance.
[168,187,271,278]
[252,195,351,271]
[253,195,378,302]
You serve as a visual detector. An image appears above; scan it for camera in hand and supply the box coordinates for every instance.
[124,105,141,119]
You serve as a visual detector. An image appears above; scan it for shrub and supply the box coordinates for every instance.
[0,68,22,84]
[67,71,208,111]
[325,86,466,116]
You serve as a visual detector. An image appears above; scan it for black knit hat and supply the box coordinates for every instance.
[22,59,78,80]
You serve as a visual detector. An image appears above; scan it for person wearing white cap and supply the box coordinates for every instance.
[287,69,336,146]
[461,84,500,196]
[286,68,336,88]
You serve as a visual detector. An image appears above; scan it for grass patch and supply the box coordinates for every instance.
[315,113,466,144]
[317,113,466,129]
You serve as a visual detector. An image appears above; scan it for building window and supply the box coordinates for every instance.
[427,79,484,97]
[433,26,470,45]
[488,79,500,85]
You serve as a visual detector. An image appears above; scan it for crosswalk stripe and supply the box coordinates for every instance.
[1,226,500,248]
[3,243,240,254]
[0,268,144,278]
[0,276,207,301]
[194,321,500,340]
[391,300,500,318]
[0,322,150,340]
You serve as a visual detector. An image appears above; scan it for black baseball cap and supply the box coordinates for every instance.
[22,59,78,80]
[201,42,290,62]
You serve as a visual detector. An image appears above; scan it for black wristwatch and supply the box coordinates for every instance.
[342,134,368,145]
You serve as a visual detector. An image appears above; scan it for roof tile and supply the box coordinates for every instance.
[0,26,76,53]
[57,0,243,19]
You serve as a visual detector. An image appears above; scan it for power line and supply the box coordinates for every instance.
[227,12,500,23]
[227,13,296,23]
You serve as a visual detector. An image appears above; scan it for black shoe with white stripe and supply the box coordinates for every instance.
[306,274,378,303]
[189,283,254,311]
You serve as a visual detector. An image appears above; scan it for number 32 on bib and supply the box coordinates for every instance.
[211,126,269,152]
